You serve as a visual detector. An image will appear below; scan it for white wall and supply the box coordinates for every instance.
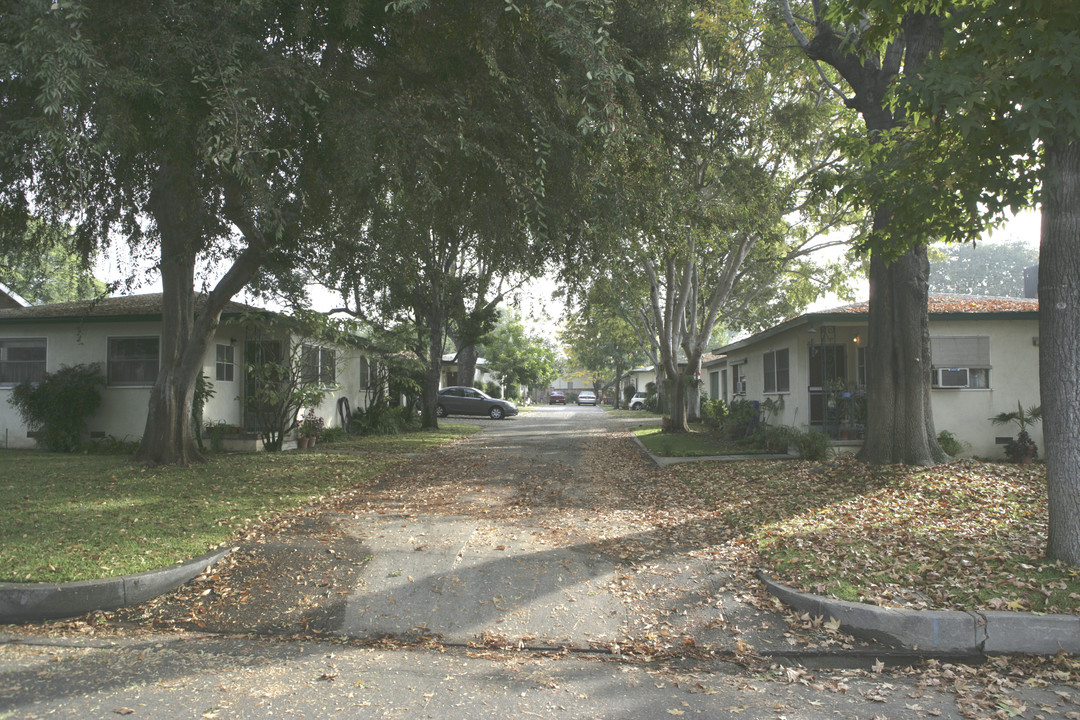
[721,315,1042,459]
[1,317,378,449]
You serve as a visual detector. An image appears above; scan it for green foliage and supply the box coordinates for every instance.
[990,402,1042,462]
[623,385,636,404]
[317,426,348,444]
[350,404,420,437]
[701,396,728,430]
[936,430,966,458]
[8,364,105,452]
[88,435,141,455]
[298,409,325,439]
[0,221,106,305]
[749,424,796,454]
[484,381,502,399]
[722,399,758,440]
[790,428,830,461]
[483,313,559,392]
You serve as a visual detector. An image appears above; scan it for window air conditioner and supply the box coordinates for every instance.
[936,368,969,388]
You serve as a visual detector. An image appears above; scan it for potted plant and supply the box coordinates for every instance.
[990,402,1042,463]
[298,408,325,448]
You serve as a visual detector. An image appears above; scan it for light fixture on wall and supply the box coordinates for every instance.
[853,335,862,346]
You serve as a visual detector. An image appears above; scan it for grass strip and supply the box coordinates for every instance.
[677,456,1080,615]
[634,426,772,457]
[320,424,482,453]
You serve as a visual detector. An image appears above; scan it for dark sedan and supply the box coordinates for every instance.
[437,386,519,420]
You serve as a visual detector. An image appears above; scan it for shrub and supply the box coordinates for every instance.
[623,385,636,404]
[753,424,795,453]
[937,430,965,457]
[791,428,831,460]
[484,381,502,399]
[318,426,348,444]
[701,397,728,429]
[723,399,758,440]
[8,364,105,452]
[351,404,420,436]
[566,391,579,404]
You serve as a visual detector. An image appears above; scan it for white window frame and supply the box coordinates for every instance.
[107,336,160,387]
[762,348,790,394]
[0,337,47,387]
[215,343,235,382]
[301,344,336,388]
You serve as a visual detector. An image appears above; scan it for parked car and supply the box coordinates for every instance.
[577,390,597,406]
[629,391,647,410]
[437,386,518,420]
[548,391,566,405]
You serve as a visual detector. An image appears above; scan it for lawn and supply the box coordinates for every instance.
[677,456,1080,616]
[0,426,481,584]
[319,424,482,453]
[634,425,777,457]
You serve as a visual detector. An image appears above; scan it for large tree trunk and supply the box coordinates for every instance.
[858,241,947,465]
[784,7,945,465]
[134,162,205,466]
[1040,134,1080,565]
[420,306,445,430]
[134,162,267,465]
[456,344,479,387]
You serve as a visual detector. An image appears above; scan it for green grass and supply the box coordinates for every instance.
[634,426,769,457]
[320,424,482,453]
[677,457,1080,615]
[0,426,479,584]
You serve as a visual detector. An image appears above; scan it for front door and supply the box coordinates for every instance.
[808,343,847,428]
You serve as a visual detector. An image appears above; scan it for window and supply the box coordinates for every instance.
[732,363,746,395]
[0,338,46,386]
[857,347,866,387]
[720,369,728,403]
[215,344,234,382]
[709,371,720,401]
[930,336,990,389]
[301,344,336,387]
[108,337,159,386]
[762,348,790,393]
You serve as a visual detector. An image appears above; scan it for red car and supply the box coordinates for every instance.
[548,391,566,404]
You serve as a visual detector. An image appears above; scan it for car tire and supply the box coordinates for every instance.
[631,402,642,410]
[489,406,504,420]
[436,404,447,418]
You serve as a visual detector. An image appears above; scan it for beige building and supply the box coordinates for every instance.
[706,295,1041,458]
[0,294,381,450]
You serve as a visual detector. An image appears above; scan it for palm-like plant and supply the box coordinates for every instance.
[990,402,1042,462]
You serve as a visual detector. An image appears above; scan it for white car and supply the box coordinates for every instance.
[629,391,647,410]
[577,390,597,406]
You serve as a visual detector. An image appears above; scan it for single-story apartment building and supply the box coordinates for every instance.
[0,293,382,450]
[705,294,1041,458]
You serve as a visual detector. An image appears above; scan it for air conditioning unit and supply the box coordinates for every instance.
[936,368,969,388]
[736,379,747,395]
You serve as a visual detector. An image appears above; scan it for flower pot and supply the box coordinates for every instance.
[298,436,312,449]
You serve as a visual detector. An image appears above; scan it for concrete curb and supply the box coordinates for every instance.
[0,547,231,624]
[759,571,1080,656]
[628,433,790,467]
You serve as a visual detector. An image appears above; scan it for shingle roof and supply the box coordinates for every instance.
[0,293,267,322]
[821,294,1038,315]
[712,293,1038,357]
